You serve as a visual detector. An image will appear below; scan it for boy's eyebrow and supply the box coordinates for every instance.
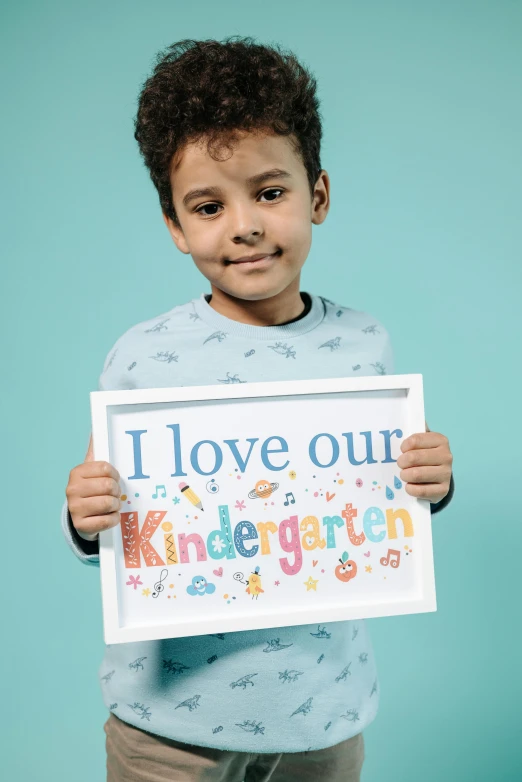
[181,168,293,207]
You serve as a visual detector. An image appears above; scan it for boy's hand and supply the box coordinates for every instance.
[66,434,122,541]
[395,422,453,504]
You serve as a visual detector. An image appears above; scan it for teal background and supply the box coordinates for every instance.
[2,1,521,779]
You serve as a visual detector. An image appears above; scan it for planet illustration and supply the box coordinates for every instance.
[248,479,279,500]
[206,479,219,494]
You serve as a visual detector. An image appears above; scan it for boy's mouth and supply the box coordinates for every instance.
[226,250,281,266]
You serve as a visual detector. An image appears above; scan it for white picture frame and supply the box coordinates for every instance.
[91,374,436,645]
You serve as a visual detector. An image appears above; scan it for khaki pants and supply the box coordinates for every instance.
[104,712,365,782]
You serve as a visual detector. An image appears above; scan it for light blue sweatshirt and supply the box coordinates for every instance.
[61,291,453,753]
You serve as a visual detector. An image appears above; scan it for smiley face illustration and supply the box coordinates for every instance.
[186,576,216,596]
[248,479,279,500]
[256,480,271,497]
[335,551,358,583]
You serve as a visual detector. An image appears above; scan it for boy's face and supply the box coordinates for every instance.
[163,129,330,303]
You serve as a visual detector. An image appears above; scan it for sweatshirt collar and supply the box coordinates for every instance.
[192,291,325,340]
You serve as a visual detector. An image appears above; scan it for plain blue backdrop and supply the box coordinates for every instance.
[3,1,521,779]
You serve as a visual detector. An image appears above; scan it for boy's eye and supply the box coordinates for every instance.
[194,188,285,217]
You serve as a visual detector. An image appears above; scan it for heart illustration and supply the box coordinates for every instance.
[313,560,318,567]
[326,492,335,502]
[363,551,371,558]
[213,567,223,577]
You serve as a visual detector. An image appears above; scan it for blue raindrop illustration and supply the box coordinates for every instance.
[394,475,402,489]
[385,486,394,500]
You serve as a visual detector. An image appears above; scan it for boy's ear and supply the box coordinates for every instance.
[311,169,330,225]
[162,212,191,255]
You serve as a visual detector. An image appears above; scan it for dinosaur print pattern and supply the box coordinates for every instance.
[235,720,265,735]
[335,664,352,683]
[128,702,152,721]
[128,656,147,672]
[310,625,331,639]
[145,318,170,333]
[162,659,190,675]
[230,674,258,689]
[290,697,313,717]
[263,638,293,653]
[267,341,296,359]
[218,372,246,384]
[204,330,228,344]
[279,669,304,683]
[175,695,201,712]
[149,350,178,363]
[319,336,341,351]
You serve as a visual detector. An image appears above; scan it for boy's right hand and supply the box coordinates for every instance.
[66,434,122,542]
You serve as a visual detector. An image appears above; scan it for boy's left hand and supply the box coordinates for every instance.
[396,422,453,504]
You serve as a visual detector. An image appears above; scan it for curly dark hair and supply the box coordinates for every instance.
[134,35,323,227]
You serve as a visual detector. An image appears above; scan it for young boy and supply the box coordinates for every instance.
[62,36,454,782]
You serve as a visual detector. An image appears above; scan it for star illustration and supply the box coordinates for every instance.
[173,497,180,505]
[365,566,372,573]
[274,580,280,586]
[304,575,319,591]
[142,588,151,597]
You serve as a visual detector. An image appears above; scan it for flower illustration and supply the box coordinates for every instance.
[126,575,143,590]
[235,500,246,511]
[211,534,226,554]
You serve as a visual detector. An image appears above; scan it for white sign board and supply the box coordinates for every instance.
[91,374,436,645]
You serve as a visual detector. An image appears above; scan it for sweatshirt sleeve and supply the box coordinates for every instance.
[61,497,100,566]
[430,472,455,514]
[61,333,129,566]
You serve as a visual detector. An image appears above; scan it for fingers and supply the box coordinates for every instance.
[74,511,121,539]
[78,493,122,517]
[70,460,121,485]
[80,474,121,500]
[397,446,453,469]
[66,473,121,504]
[67,487,121,531]
[66,459,123,541]
[401,432,448,452]
[404,482,447,500]
[399,464,451,484]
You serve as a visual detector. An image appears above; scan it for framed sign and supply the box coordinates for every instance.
[91,374,436,645]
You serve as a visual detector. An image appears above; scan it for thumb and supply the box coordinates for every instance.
[85,433,94,463]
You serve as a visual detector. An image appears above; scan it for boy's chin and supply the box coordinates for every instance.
[215,278,297,302]
[212,265,301,302]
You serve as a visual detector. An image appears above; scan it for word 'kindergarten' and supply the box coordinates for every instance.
[124,424,405,478]
[120,502,414,575]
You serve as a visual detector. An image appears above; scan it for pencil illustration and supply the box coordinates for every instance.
[179,481,204,511]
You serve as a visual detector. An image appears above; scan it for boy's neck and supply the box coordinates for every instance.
[208,278,306,326]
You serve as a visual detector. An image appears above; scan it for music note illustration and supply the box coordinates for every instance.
[152,568,168,598]
[380,549,401,568]
[152,484,167,499]
[283,492,296,506]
